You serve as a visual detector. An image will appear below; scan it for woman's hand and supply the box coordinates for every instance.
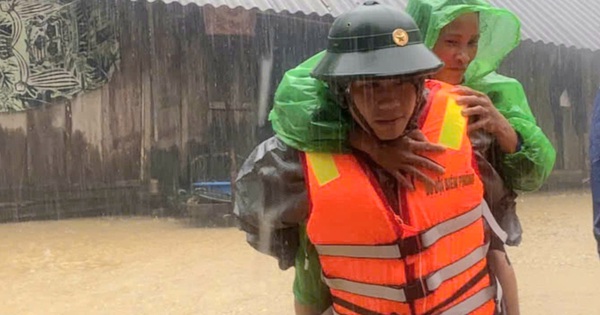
[350,128,446,190]
[453,86,519,153]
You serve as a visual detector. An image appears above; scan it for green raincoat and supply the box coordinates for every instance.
[271,0,557,309]
[270,0,556,192]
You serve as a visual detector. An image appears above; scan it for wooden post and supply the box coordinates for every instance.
[223,100,237,204]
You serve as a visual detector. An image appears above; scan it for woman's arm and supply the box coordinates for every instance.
[489,78,556,191]
[469,74,556,191]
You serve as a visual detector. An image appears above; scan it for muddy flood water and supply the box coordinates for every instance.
[1,190,599,315]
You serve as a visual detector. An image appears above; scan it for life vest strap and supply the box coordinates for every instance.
[481,200,508,244]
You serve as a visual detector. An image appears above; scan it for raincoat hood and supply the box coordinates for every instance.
[406,0,521,83]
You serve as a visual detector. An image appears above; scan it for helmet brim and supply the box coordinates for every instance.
[311,44,443,81]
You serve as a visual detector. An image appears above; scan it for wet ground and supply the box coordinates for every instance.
[1,190,599,315]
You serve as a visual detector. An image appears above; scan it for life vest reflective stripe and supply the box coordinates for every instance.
[304,80,497,314]
[314,202,489,259]
[328,286,496,315]
[321,242,490,302]
[329,266,493,315]
[314,200,507,260]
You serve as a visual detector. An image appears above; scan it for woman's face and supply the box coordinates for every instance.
[432,12,480,85]
[349,78,418,141]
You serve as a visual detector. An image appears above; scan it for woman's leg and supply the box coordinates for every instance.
[488,249,520,315]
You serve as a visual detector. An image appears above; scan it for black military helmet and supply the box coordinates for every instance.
[311,1,442,80]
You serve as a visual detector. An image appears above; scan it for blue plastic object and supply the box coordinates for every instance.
[192,181,232,196]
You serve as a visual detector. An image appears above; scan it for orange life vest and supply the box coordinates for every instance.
[303,80,501,315]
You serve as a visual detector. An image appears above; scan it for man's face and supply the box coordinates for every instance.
[349,77,418,141]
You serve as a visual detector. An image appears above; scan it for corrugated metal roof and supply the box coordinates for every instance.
[488,0,600,51]
[137,0,600,51]
[136,0,346,16]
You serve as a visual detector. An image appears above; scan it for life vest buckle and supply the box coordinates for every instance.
[399,234,423,257]
[403,276,430,301]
